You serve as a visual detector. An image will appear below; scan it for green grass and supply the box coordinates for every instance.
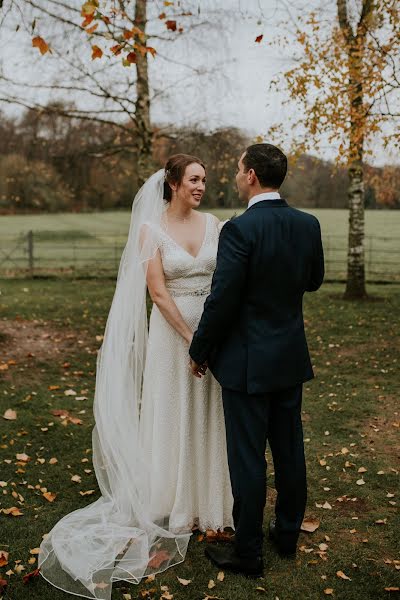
[0,209,399,280]
[0,280,399,600]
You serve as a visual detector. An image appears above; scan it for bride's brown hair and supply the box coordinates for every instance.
[164,154,206,202]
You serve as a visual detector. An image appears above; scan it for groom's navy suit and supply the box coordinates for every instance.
[189,197,324,559]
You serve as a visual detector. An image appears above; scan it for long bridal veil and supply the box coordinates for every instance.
[39,170,191,599]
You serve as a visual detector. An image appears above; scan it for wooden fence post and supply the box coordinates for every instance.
[27,230,34,276]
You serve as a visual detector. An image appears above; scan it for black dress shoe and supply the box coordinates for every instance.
[205,544,264,578]
[268,519,297,558]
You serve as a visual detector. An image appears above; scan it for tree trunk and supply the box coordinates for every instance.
[135,0,153,187]
[339,1,370,299]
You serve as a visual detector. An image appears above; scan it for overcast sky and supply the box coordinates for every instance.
[0,0,398,166]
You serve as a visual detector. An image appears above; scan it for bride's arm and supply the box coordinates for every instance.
[145,249,194,344]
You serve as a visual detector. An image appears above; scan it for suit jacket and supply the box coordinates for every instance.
[189,199,324,394]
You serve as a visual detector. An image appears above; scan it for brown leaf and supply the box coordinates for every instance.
[0,551,9,567]
[126,52,137,64]
[166,20,177,31]
[255,34,264,43]
[91,45,103,60]
[324,589,334,596]
[1,506,23,516]
[147,550,170,569]
[301,518,320,533]
[23,568,40,584]
[32,36,50,55]
[0,578,8,591]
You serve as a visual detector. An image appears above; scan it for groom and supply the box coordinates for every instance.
[189,143,324,577]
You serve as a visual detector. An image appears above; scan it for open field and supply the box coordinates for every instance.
[0,280,399,600]
[0,209,399,280]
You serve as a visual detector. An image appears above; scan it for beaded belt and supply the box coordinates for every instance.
[167,286,211,297]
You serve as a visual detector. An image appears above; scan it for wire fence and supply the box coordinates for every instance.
[0,230,399,281]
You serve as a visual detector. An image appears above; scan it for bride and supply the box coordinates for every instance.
[39,154,233,599]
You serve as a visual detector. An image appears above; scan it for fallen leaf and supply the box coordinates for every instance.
[256,587,267,593]
[79,489,96,496]
[71,475,82,483]
[16,453,30,462]
[356,478,365,486]
[319,543,329,552]
[30,548,40,555]
[147,550,170,569]
[3,409,17,420]
[43,492,56,502]
[208,579,216,589]
[336,570,351,580]
[324,589,334,596]
[322,501,332,510]
[301,518,320,533]
[22,568,40,584]
[358,466,367,473]
[384,588,399,592]
[1,506,23,516]
[64,389,77,396]
[375,519,387,525]
[14,564,25,575]
[0,577,8,591]
[49,457,58,465]
[0,551,9,567]
[217,571,225,582]
[177,577,191,586]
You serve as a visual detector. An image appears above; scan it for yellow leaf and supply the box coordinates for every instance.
[30,548,41,555]
[43,492,56,503]
[336,570,351,580]
[217,571,225,582]
[324,589,334,596]
[208,579,216,589]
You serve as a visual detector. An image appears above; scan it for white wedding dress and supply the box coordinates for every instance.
[140,212,234,532]
[39,173,233,600]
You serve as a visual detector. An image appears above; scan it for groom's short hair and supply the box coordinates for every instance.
[243,144,287,189]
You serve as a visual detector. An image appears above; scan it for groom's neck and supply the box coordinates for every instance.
[246,186,279,203]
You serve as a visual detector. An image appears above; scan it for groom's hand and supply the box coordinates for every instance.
[189,358,207,378]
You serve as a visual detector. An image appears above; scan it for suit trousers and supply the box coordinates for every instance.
[222,384,307,559]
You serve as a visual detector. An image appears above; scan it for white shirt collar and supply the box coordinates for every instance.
[248,191,281,209]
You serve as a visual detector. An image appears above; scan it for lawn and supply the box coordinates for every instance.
[0,209,399,280]
[0,280,399,600]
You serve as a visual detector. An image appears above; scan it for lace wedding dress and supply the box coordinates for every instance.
[140,212,234,532]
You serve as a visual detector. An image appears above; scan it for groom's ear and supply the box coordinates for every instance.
[247,168,257,185]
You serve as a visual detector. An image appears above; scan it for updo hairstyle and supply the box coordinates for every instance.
[164,154,206,202]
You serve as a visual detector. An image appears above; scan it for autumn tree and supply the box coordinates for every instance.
[0,0,224,186]
[265,0,400,299]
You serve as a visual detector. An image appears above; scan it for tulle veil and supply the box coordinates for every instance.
[39,170,191,599]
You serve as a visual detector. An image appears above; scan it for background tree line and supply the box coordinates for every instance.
[1,105,399,214]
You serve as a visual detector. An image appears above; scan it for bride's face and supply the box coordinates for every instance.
[174,163,206,208]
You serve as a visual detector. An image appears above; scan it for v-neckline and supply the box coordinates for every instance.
[162,212,209,259]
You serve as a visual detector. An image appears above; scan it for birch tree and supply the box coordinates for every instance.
[266,0,400,299]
